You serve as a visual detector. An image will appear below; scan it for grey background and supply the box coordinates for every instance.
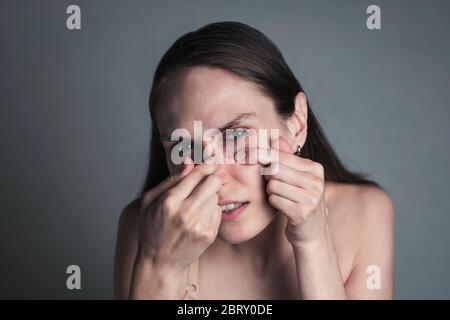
[1,0,449,299]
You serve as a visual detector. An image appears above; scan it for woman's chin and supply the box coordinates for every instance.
[217,209,277,244]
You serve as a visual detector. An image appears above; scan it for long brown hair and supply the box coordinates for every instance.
[140,21,379,196]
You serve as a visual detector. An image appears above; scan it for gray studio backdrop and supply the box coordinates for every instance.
[1,0,449,299]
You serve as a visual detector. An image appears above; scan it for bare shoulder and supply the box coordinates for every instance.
[325,182,395,281]
[115,197,142,256]
[115,198,142,249]
[350,184,395,253]
[348,183,395,233]
[118,198,142,229]
[326,182,395,227]
[113,197,142,299]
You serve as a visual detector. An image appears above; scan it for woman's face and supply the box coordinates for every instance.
[156,66,294,244]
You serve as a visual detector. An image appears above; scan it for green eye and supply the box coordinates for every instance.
[225,128,249,141]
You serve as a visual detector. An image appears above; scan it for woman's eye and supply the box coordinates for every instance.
[224,128,249,141]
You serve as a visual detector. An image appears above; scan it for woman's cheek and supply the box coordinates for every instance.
[236,163,267,192]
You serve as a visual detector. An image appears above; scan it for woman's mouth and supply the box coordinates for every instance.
[220,201,249,222]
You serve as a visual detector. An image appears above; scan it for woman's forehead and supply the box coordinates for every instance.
[170,67,263,111]
[157,67,275,135]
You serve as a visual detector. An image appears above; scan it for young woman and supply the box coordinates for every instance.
[114,21,395,300]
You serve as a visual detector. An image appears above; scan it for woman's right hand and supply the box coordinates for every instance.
[136,159,223,276]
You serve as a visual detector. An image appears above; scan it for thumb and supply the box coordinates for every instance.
[141,157,194,212]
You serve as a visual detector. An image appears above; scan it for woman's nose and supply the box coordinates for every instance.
[212,164,229,185]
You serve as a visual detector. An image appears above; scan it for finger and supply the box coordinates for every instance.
[266,178,314,203]
[232,146,283,177]
[273,136,308,170]
[184,174,222,213]
[267,193,295,213]
[264,162,319,189]
[171,163,222,200]
[201,196,222,236]
[278,151,318,173]
[275,137,323,174]
[141,158,195,212]
[271,148,317,173]
[182,194,220,242]
[233,136,318,174]
[206,203,222,237]
[232,146,281,176]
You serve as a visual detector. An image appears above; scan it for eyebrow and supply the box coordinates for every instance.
[160,112,257,142]
[217,112,257,132]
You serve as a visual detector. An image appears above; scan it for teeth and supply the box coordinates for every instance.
[220,202,245,213]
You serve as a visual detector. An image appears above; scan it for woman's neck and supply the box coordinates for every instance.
[219,212,292,273]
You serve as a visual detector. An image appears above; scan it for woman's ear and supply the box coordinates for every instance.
[284,91,308,150]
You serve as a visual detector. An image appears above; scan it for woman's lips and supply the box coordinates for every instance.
[220,202,249,222]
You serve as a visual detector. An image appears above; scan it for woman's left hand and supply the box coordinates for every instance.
[263,137,328,247]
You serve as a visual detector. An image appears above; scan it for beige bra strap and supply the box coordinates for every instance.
[182,258,199,300]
